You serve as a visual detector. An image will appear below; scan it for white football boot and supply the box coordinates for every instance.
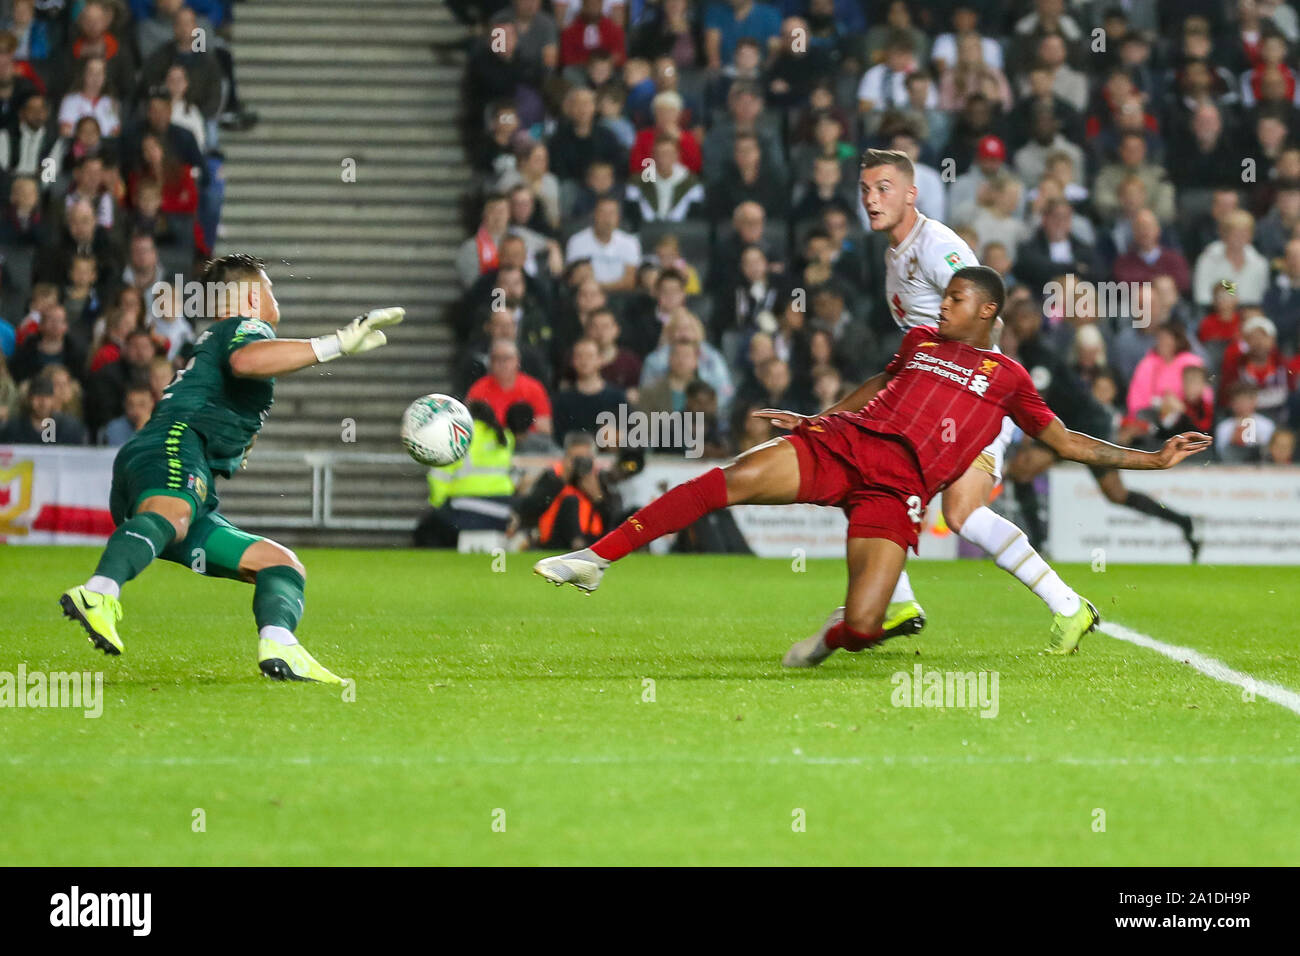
[782,606,845,668]
[533,549,609,593]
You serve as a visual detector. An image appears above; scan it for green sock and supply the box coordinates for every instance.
[93,512,178,587]
[253,566,306,632]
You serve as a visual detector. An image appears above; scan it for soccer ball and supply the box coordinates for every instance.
[401,393,474,466]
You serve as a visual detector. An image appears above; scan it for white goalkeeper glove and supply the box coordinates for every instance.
[310,307,405,363]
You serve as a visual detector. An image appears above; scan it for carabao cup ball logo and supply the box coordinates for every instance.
[401,394,473,466]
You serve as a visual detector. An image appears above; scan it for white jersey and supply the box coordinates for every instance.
[882,212,1013,481]
[883,212,978,330]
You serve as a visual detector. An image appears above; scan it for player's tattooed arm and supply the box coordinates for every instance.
[1036,419,1213,470]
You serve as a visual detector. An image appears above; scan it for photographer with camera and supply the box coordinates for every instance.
[512,430,622,550]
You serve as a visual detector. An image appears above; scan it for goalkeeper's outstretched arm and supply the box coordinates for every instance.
[230,307,405,379]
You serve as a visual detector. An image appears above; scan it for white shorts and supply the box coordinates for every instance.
[971,416,1016,485]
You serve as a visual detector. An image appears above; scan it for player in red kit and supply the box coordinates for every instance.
[534,267,1211,665]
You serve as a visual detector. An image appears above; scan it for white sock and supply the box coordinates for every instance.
[259,625,299,646]
[959,506,1080,617]
[889,569,915,605]
[85,575,120,599]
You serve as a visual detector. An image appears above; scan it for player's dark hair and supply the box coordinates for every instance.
[467,399,507,446]
[859,147,914,180]
[952,265,1006,319]
[201,252,266,286]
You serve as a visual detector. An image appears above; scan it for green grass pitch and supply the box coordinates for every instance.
[2,546,1298,865]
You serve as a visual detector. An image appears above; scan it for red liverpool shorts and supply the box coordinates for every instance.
[783,413,927,552]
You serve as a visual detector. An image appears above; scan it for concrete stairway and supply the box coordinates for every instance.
[213,0,472,546]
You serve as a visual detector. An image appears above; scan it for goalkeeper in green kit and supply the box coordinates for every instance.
[59,253,404,684]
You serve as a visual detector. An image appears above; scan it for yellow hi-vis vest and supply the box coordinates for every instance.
[427,422,515,508]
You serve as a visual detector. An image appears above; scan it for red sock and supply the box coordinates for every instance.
[824,621,884,652]
[590,467,728,561]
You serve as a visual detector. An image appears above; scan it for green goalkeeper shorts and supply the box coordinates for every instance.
[109,422,263,580]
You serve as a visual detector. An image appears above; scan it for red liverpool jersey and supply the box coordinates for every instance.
[849,326,1058,496]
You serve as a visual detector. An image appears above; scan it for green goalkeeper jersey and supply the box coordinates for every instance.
[138,315,277,477]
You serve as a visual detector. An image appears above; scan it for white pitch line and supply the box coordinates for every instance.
[1098,621,1300,717]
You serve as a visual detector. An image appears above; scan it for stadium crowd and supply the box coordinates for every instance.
[0,0,255,446]
[449,0,1300,470]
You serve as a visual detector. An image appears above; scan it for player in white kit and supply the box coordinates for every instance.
[858,148,1097,650]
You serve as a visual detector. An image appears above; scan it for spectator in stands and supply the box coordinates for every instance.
[0,93,63,180]
[64,156,113,234]
[1220,314,1291,421]
[467,337,554,436]
[641,309,734,412]
[0,30,37,130]
[122,233,164,299]
[512,430,619,550]
[13,282,56,347]
[709,130,787,219]
[701,80,785,185]
[965,171,1025,260]
[584,305,641,396]
[938,30,1012,113]
[0,173,44,249]
[548,86,625,183]
[551,337,627,440]
[1008,62,1083,153]
[10,304,83,385]
[63,253,101,347]
[1125,321,1207,419]
[1263,237,1300,353]
[629,90,702,176]
[1015,198,1099,290]
[458,305,552,394]
[1168,102,1240,193]
[713,242,778,350]
[625,134,704,224]
[560,0,626,68]
[455,192,510,289]
[88,305,137,374]
[856,30,933,134]
[638,337,701,414]
[506,183,556,248]
[564,195,640,290]
[790,154,855,230]
[1193,210,1270,308]
[703,0,781,70]
[0,374,86,444]
[595,81,636,150]
[99,382,154,447]
[0,349,14,421]
[123,87,203,174]
[498,139,561,232]
[85,326,155,436]
[1216,382,1275,462]
[66,1,137,100]
[163,63,208,154]
[628,0,696,66]
[138,4,224,122]
[790,109,855,186]
[147,281,195,363]
[491,0,560,74]
[810,283,879,381]
[765,16,834,110]
[1266,427,1297,464]
[4,1,48,65]
[1093,131,1175,226]
[1112,209,1192,297]
[709,200,781,295]
[1013,104,1084,191]
[58,56,119,139]
[949,134,1018,226]
[566,157,620,221]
